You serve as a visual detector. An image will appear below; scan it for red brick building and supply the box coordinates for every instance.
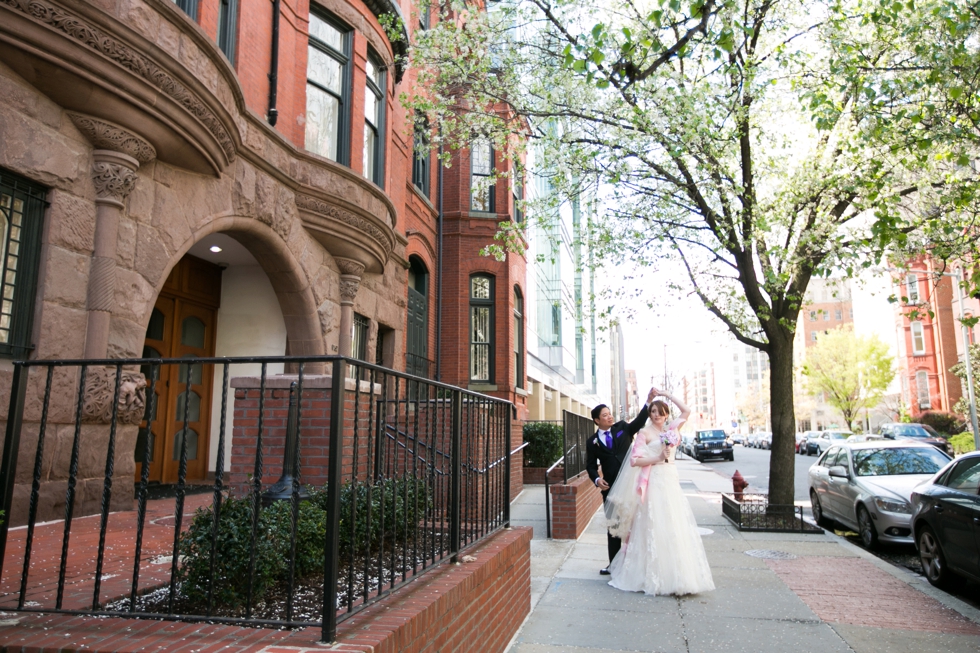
[892,256,977,418]
[0,0,526,515]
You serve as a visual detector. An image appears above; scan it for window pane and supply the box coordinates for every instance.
[310,14,344,51]
[472,306,490,344]
[364,91,378,125]
[176,390,201,422]
[179,360,203,384]
[945,459,980,492]
[173,428,199,461]
[146,308,166,341]
[472,141,491,175]
[471,276,490,299]
[181,316,206,347]
[305,83,340,160]
[308,46,343,93]
[364,126,376,181]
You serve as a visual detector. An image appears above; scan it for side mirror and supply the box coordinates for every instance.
[829,465,849,479]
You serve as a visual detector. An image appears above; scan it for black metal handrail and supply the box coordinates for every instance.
[0,355,513,642]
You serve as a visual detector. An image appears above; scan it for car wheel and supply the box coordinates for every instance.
[726,453,734,461]
[857,505,878,549]
[810,491,832,528]
[918,525,966,591]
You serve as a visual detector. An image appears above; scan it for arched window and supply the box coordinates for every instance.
[407,256,429,377]
[470,140,495,212]
[470,274,494,381]
[915,370,931,410]
[513,287,524,389]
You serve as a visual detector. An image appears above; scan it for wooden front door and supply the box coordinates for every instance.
[136,255,221,484]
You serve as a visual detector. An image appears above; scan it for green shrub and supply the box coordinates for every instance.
[918,411,966,437]
[949,432,977,456]
[308,477,431,558]
[177,494,325,608]
[522,422,564,467]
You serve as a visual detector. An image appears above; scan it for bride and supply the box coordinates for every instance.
[605,388,715,596]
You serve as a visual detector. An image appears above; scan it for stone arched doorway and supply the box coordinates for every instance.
[136,223,328,486]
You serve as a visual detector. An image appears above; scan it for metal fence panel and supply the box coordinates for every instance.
[561,411,594,483]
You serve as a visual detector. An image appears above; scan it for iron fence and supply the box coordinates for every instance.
[0,356,513,642]
[721,494,824,533]
[561,411,594,483]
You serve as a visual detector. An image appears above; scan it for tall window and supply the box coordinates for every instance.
[418,0,430,30]
[906,273,920,303]
[809,311,816,321]
[173,0,199,19]
[835,309,842,320]
[915,370,931,409]
[412,115,430,197]
[407,257,429,378]
[470,140,495,212]
[217,0,238,62]
[513,287,524,389]
[0,169,46,358]
[363,53,386,187]
[910,320,926,355]
[306,11,351,164]
[470,275,494,381]
[513,171,523,223]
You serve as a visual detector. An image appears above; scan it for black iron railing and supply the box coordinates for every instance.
[0,356,513,642]
[561,411,594,483]
[721,494,824,533]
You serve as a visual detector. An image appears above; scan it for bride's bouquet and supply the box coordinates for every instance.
[660,429,680,447]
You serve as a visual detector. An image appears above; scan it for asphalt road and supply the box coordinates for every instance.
[680,442,814,503]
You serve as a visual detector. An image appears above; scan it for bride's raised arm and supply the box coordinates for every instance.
[651,387,691,424]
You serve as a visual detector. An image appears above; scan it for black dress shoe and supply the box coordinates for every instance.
[599,567,611,575]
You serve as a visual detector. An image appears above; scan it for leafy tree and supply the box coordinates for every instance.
[801,326,895,431]
[950,343,980,422]
[406,0,976,506]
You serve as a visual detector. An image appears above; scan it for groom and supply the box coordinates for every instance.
[587,388,655,575]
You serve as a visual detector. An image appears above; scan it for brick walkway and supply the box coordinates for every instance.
[767,556,980,635]
[1,493,213,611]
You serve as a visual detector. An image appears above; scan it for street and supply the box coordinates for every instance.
[681,443,980,610]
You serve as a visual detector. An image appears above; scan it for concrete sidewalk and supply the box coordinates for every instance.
[507,459,980,653]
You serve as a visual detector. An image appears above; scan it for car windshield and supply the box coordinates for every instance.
[824,432,850,440]
[699,431,726,440]
[887,425,931,437]
[852,447,950,476]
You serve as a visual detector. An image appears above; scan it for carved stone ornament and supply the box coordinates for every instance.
[294,194,393,256]
[67,113,156,163]
[335,258,366,277]
[81,367,148,425]
[339,278,360,303]
[2,0,235,160]
[92,161,138,204]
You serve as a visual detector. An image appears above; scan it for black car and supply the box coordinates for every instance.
[693,429,733,462]
[910,451,980,590]
[876,422,951,454]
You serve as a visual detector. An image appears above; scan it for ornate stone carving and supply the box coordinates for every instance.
[295,194,394,256]
[2,0,235,161]
[92,161,138,204]
[87,256,115,312]
[67,113,156,163]
[335,258,366,277]
[339,278,360,303]
[81,367,148,425]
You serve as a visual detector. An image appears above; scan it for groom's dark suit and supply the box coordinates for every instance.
[586,405,649,563]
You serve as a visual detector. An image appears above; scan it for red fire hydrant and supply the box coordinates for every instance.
[732,470,749,500]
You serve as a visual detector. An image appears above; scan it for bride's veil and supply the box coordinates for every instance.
[603,432,645,538]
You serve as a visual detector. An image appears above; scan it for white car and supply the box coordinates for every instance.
[808,430,853,455]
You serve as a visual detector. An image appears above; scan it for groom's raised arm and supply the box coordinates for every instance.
[624,403,649,437]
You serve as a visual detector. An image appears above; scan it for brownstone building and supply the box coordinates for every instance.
[0,0,526,521]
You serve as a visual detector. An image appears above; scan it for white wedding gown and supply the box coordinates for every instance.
[607,425,715,596]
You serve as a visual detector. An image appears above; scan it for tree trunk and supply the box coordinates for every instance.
[767,328,797,507]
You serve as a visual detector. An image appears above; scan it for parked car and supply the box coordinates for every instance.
[809,441,951,548]
[693,429,734,462]
[680,434,696,458]
[755,431,772,450]
[910,451,980,589]
[807,430,853,455]
[876,422,952,455]
[730,432,747,446]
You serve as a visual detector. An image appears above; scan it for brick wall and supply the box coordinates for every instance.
[522,466,564,485]
[331,526,532,653]
[549,472,603,540]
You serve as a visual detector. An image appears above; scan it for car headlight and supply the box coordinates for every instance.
[873,497,911,514]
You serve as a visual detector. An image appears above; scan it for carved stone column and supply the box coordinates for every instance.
[336,258,365,358]
[69,114,156,359]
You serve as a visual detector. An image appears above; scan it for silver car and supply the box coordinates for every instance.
[808,441,951,547]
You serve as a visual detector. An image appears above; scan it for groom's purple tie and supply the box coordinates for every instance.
[604,431,612,448]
